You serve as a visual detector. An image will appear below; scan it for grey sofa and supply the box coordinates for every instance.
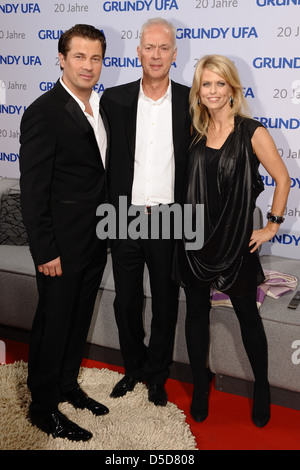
[1,177,299,410]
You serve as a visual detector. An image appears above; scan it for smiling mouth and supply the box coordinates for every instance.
[80,74,94,80]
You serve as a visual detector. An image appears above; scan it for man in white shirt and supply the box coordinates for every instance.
[20,24,109,441]
[101,18,191,406]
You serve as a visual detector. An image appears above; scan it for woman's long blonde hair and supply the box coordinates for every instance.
[190,55,251,141]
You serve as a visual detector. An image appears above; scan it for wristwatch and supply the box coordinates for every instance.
[267,212,285,224]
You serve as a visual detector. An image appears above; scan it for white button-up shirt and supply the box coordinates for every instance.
[131,80,174,206]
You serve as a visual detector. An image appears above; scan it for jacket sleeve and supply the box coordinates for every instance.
[19,103,60,265]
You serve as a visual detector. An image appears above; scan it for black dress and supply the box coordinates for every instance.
[173,115,265,297]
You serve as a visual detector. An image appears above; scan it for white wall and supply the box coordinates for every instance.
[0,0,299,258]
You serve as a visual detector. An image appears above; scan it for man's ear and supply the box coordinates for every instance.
[58,52,65,69]
[172,47,177,64]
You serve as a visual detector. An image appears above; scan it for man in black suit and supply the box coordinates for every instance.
[101,18,191,406]
[20,24,109,441]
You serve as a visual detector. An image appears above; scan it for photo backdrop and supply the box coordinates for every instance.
[0,0,299,258]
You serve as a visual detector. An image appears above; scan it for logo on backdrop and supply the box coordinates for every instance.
[0,105,25,115]
[0,3,41,13]
[38,30,64,40]
[256,0,300,7]
[0,152,19,162]
[177,26,258,40]
[103,57,142,68]
[102,0,179,12]
[254,117,300,129]
[268,232,300,247]
[253,57,300,69]
[261,174,300,189]
[39,82,105,93]
[0,55,42,66]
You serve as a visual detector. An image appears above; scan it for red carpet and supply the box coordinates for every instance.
[1,338,299,450]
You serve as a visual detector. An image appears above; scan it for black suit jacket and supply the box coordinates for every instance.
[101,79,191,208]
[20,80,109,266]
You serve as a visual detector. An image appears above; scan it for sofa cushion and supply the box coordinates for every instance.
[0,245,35,275]
[0,192,28,246]
[0,178,19,208]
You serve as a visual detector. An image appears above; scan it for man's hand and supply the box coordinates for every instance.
[38,256,62,277]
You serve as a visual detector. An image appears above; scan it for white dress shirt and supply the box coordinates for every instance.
[59,78,107,168]
[131,80,174,206]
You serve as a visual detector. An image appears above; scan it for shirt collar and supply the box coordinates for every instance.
[139,78,172,104]
[59,77,99,111]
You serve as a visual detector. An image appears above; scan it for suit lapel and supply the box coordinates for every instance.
[65,97,93,136]
[55,81,104,169]
[171,81,187,159]
[123,80,140,161]
[66,97,104,168]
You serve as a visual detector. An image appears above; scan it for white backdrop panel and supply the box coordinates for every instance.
[0,0,299,258]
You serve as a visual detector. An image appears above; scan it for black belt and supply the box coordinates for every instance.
[144,204,174,215]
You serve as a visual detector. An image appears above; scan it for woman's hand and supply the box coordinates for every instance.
[249,225,279,253]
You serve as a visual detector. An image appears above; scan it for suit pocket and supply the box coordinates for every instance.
[57,200,79,204]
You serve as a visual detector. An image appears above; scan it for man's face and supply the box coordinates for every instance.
[59,36,103,96]
[137,24,177,82]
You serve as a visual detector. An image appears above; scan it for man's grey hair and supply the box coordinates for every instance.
[140,17,177,48]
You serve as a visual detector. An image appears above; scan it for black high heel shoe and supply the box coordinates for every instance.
[252,381,271,428]
[190,370,213,423]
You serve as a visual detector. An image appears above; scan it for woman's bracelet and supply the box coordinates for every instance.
[266,212,285,224]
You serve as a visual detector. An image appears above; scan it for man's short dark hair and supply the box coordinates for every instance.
[58,24,107,58]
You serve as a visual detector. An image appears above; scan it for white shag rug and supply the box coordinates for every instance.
[0,361,197,451]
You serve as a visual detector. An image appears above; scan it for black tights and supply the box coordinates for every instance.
[184,285,268,388]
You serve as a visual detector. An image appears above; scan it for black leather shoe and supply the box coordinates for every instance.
[110,376,138,398]
[29,408,92,441]
[252,381,271,428]
[63,386,109,416]
[148,384,168,406]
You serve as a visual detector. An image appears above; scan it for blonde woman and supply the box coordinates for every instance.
[173,55,290,427]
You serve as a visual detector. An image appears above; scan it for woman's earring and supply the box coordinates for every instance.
[229,95,234,107]
[197,97,201,107]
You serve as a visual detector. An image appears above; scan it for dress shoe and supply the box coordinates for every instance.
[63,386,109,416]
[148,384,168,406]
[29,408,92,441]
[190,370,213,423]
[110,376,138,398]
[252,381,271,428]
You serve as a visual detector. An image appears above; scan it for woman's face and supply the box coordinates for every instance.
[199,68,232,113]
